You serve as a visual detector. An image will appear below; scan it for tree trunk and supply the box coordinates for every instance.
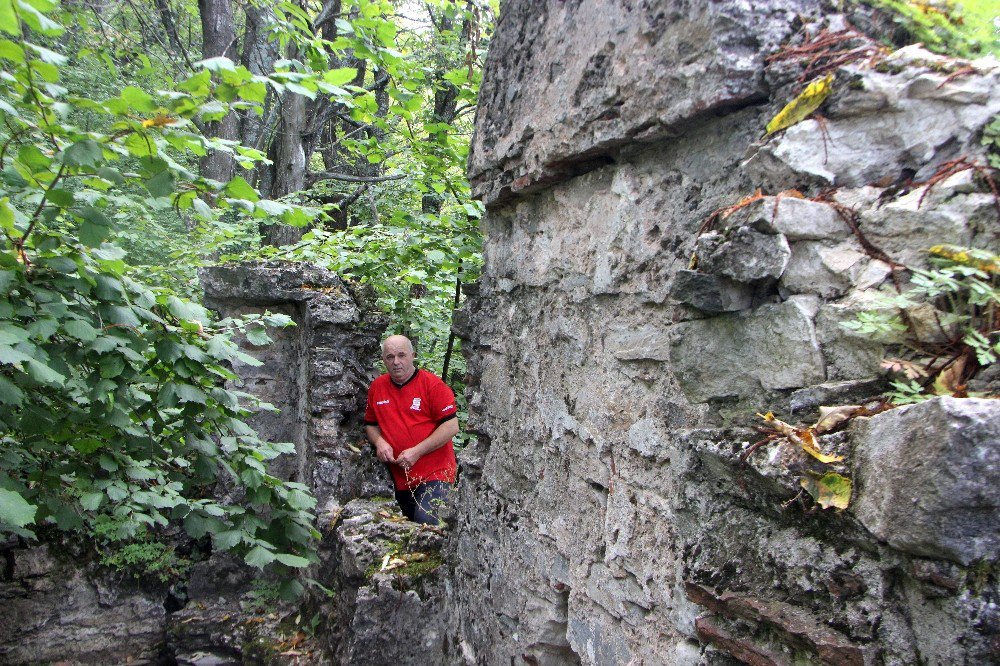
[240,4,280,187]
[198,0,239,185]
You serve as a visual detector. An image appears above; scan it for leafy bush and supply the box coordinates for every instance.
[0,0,318,588]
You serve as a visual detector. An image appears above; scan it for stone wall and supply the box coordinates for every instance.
[449,1,1000,664]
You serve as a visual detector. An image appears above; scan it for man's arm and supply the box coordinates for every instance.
[394,417,459,470]
[365,424,396,463]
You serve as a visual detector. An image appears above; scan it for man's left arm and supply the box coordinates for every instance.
[395,417,458,471]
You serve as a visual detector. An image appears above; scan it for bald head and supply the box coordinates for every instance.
[381,335,416,383]
[381,335,414,355]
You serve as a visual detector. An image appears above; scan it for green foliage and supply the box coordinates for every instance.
[98,533,191,583]
[0,0,318,573]
[843,245,1000,403]
[858,0,1000,57]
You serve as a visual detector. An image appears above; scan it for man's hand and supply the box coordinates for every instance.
[375,439,395,463]
[395,447,421,471]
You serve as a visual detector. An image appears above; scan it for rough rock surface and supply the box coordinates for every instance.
[851,397,1000,566]
[470,0,832,205]
[319,498,448,666]
[452,2,1000,664]
[0,543,167,664]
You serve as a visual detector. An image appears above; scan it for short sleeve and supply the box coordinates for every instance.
[364,385,378,425]
[428,375,458,424]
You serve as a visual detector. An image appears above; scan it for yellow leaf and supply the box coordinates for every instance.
[797,428,845,464]
[766,73,834,135]
[141,114,176,129]
[800,472,852,510]
[760,411,843,462]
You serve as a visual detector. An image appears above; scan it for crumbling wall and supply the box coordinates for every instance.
[450,1,1000,664]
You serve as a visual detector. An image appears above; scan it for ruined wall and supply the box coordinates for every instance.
[449,1,1000,664]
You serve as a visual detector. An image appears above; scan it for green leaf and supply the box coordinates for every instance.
[64,140,103,168]
[244,544,275,568]
[274,552,310,568]
[79,492,104,511]
[174,383,207,404]
[0,1,19,37]
[0,375,24,405]
[324,67,357,86]
[244,324,271,346]
[198,56,236,72]
[212,529,243,550]
[225,176,259,202]
[145,170,175,198]
[286,488,316,511]
[26,359,65,385]
[78,206,112,247]
[121,86,156,112]
[64,318,98,342]
[278,578,304,600]
[0,487,36,528]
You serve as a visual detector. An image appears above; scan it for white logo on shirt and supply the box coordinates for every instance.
[410,397,422,411]
[376,399,390,405]
[441,404,455,413]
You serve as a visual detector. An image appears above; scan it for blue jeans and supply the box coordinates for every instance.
[395,480,450,525]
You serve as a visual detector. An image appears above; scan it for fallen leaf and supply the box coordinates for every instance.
[800,472,852,509]
[797,428,845,464]
[759,412,843,463]
[881,357,927,379]
[933,356,966,396]
[813,405,863,434]
[766,73,834,134]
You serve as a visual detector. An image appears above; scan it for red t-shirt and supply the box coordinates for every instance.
[364,368,458,490]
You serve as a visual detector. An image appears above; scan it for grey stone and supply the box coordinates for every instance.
[851,397,1000,565]
[0,545,166,665]
[697,227,792,282]
[202,263,386,507]
[780,241,867,298]
[670,269,754,312]
[747,46,1000,191]
[671,296,826,402]
[788,379,886,415]
[606,324,671,361]
[470,0,826,205]
[751,196,851,241]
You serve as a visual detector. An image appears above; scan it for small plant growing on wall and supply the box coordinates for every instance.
[842,245,1000,403]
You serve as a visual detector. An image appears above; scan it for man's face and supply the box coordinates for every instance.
[382,337,416,383]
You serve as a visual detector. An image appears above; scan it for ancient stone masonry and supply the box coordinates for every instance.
[451,1,1000,664]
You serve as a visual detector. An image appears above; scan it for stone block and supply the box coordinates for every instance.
[751,197,850,241]
[697,228,791,283]
[670,270,754,312]
[780,241,866,298]
[850,397,1000,565]
[470,0,824,204]
[746,47,1000,192]
[606,324,671,362]
[671,296,826,402]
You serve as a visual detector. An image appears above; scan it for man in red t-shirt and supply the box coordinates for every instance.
[364,335,459,524]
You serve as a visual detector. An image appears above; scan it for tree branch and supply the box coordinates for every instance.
[307,171,406,185]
